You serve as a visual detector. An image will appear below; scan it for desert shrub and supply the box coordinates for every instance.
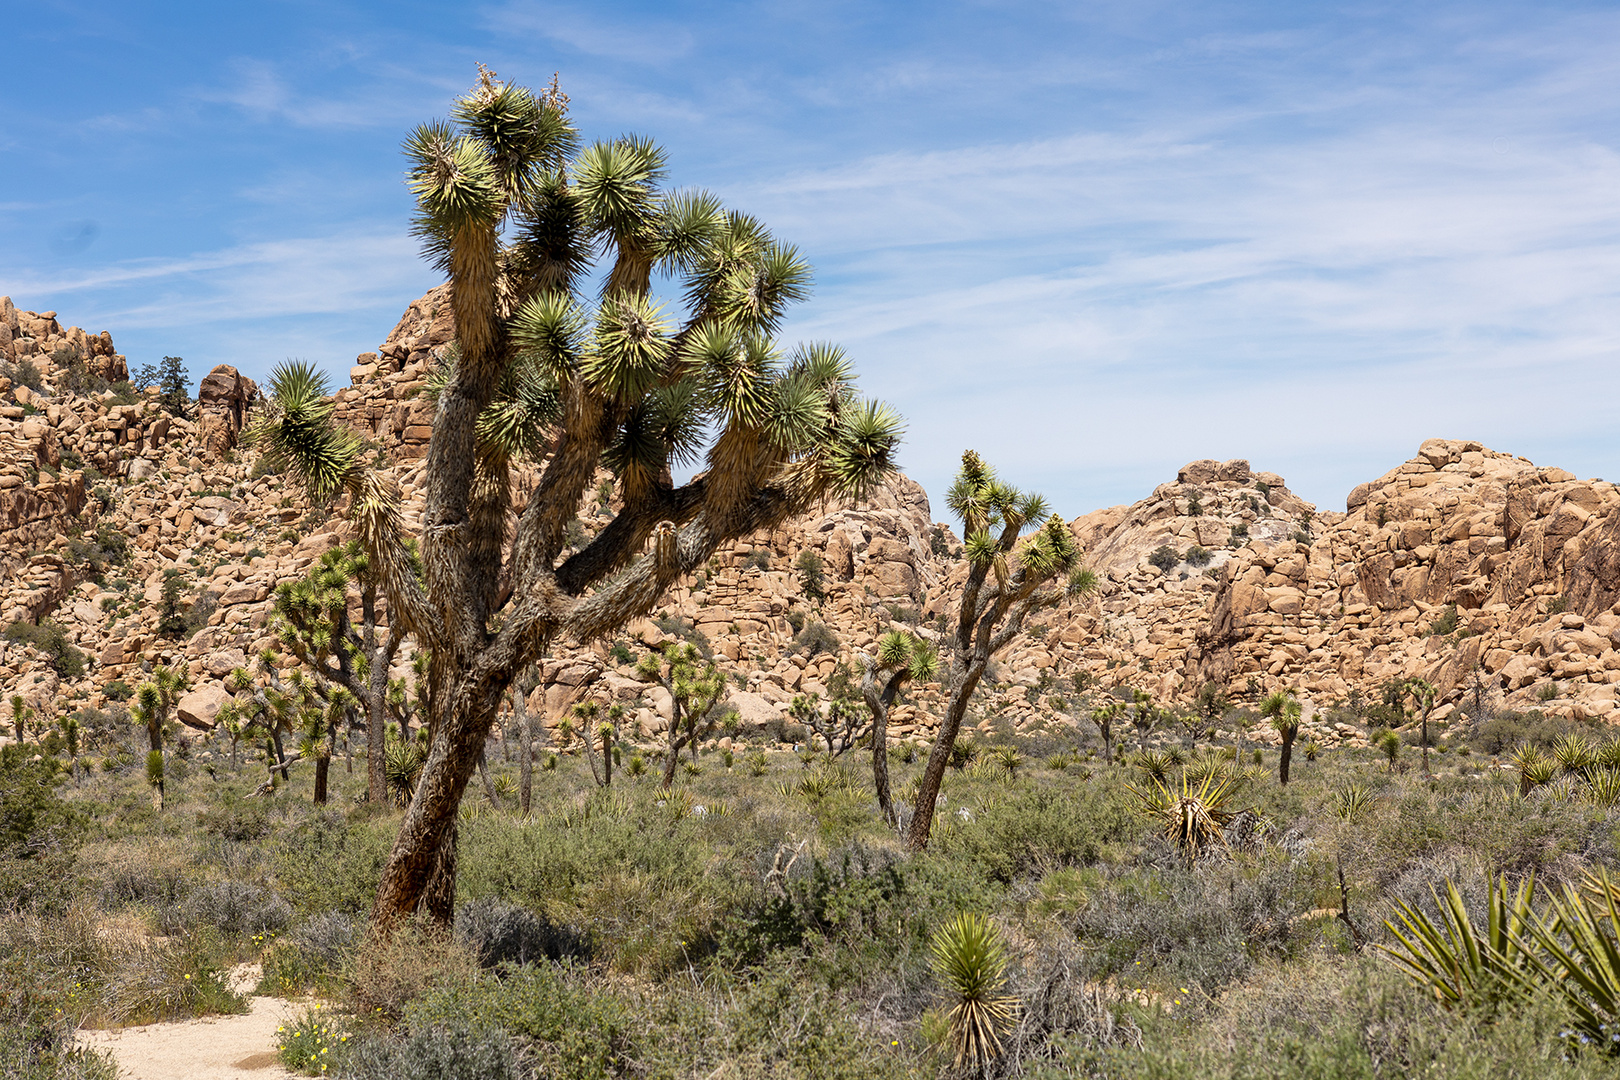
[273,815,394,917]
[934,785,1138,884]
[0,746,81,861]
[1229,523,1249,543]
[791,620,840,658]
[4,358,45,393]
[275,1004,352,1076]
[1185,545,1213,567]
[1073,856,1319,992]
[1148,545,1180,572]
[169,881,292,938]
[1472,711,1572,755]
[651,614,712,659]
[741,548,772,572]
[1428,604,1461,636]
[3,621,87,678]
[259,912,358,997]
[93,928,247,1027]
[336,1019,522,1080]
[197,799,271,842]
[345,916,479,1023]
[456,798,751,974]
[454,896,589,968]
[795,549,826,601]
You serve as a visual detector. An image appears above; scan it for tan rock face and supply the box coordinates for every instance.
[8,287,1620,758]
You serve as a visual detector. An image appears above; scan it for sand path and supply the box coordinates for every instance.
[76,967,305,1080]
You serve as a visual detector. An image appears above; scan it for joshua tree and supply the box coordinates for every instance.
[574,700,624,789]
[251,71,900,926]
[58,715,81,782]
[637,641,727,789]
[8,695,33,745]
[1402,677,1438,776]
[129,666,187,811]
[507,666,544,813]
[1193,681,1229,740]
[1128,689,1158,753]
[909,452,1095,850]
[859,630,939,827]
[1260,690,1302,785]
[1088,702,1123,765]
[271,540,409,805]
[793,690,870,759]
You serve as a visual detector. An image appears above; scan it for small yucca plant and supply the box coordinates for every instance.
[1511,744,1556,796]
[1128,772,1242,862]
[930,912,1017,1068]
[1132,749,1175,787]
[1584,766,1620,809]
[1553,733,1596,779]
[1332,781,1373,822]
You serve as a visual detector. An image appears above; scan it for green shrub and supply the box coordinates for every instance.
[791,620,840,658]
[2,621,87,678]
[741,548,772,572]
[795,549,826,601]
[1185,545,1213,567]
[1148,545,1180,572]
[1429,604,1461,636]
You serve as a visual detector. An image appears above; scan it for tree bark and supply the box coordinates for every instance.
[907,659,987,850]
[314,755,329,804]
[512,686,534,815]
[862,664,908,830]
[1278,729,1295,786]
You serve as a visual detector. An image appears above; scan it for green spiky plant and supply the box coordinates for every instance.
[1332,781,1374,822]
[1133,749,1176,787]
[909,451,1096,850]
[250,70,902,927]
[1376,728,1402,771]
[1259,690,1302,785]
[860,629,939,826]
[1511,743,1555,796]
[1129,771,1244,863]
[929,912,1018,1069]
[1378,874,1539,1011]
[637,642,727,790]
[128,666,187,811]
[9,694,33,744]
[1552,733,1597,780]
[1527,870,1620,1043]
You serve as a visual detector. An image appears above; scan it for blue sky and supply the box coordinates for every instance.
[3,1,1619,518]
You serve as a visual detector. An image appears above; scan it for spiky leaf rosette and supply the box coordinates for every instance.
[1129,772,1244,862]
[930,912,1017,1067]
[1378,874,1539,1011]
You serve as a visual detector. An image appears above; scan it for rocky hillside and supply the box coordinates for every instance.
[3,288,1618,762]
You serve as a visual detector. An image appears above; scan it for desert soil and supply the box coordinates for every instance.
[75,966,302,1080]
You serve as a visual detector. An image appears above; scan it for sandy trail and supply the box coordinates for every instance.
[76,967,305,1080]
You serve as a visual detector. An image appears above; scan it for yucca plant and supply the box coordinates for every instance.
[930,912,1018,1068]
[1584,766,1620,809]
[1511,744,1556,796]
[1378,874,1538,1011]
[1128,772,1243,862]
[1332,781,1374,822]
[1524,870,1620,1045]
[1553,733,1597,779]
[250,70,903,927]
[1132,749,1176,787]
[994,746,1023,781]
[1181,748,1227,787]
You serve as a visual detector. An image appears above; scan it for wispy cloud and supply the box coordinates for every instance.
[480,3,696,65]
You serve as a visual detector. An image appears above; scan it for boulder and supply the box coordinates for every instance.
[195,365,260,457]
[177,684,232,731]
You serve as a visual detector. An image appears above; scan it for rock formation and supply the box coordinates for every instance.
[4,287,1618,765]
